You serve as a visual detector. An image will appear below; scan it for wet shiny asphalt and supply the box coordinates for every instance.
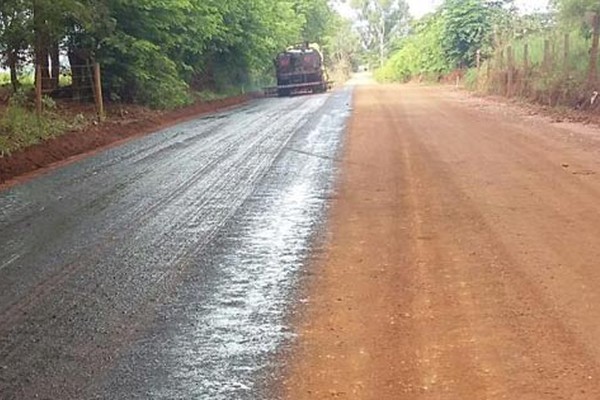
[0,87,353,399]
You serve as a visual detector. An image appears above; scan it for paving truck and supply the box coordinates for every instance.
[270,43,330,97]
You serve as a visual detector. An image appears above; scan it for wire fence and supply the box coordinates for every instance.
[478,31,599,107]
[35,63,104,120]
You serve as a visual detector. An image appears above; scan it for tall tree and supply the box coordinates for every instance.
[440,0,494,68]
[294,0,335,43]
[351,0,410,66]
[0,0,30,92]
[323,15,362,74]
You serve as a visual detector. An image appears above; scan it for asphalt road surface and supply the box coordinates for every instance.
[0,88,352,399]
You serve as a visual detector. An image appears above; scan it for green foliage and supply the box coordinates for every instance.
[376,14,449,81]
[378,0,518,82]
[0,71,10,85]
[351,0,411,66]
[441,0,493,68]
[322,15,362,81]
[468,26,593,107]
[0,0,341,110]
[0,105,70,157]
[463,68,480,90]
[553,0,600,23]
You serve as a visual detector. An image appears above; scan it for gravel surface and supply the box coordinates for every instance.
[0,88,352,399]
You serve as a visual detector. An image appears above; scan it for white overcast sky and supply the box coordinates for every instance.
[336,0,550,19]
[408,0,549,17]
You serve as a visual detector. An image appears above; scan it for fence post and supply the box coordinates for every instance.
[507,46,514,97]
[35,64,43,116]
[93,63,105,122]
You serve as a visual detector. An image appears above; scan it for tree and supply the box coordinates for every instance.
[323,15,362,76]
[0,0,30,92]
[294,0,335,43]
[351,0,410,66]
[0,0,339,108]
[440,0,494,68]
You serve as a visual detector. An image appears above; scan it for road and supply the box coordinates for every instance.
[3,82,600,400]
[0,89,352,399]
[284,85,600,399]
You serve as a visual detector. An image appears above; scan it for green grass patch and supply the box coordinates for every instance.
[0,105,71,157]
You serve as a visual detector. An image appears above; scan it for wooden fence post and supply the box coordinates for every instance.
[93,63,105,122]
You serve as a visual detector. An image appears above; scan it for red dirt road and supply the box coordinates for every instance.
[284,84,600,399]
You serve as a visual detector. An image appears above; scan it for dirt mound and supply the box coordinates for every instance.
[0,95,251,186]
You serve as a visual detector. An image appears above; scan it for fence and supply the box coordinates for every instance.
[478,30,600,108]
[35,62,104,121]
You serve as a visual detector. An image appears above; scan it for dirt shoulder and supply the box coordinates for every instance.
[0,95,252,186]
[283,84,600,399]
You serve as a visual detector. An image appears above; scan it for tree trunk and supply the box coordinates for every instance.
[589,13,600,87]
[33,0,51,92]
[379,14,385,68]
[8,50,20,93]
[50,41,60,90]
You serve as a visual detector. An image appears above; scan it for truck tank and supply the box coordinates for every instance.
[274,43,329,97]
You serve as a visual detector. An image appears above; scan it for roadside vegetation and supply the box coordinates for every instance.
[377,0,600,110]
[0,0,361,156]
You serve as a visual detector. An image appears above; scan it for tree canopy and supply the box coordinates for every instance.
[0,0,352,108]
[350,0,410,66]
[377,0,553,81]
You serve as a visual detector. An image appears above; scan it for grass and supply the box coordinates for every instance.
[509,32,590,78]
[0,101,72,157]
[0,71,73,91]
[472,29,597,107]
[194,89,241,103]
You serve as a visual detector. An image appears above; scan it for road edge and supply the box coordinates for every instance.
[0,95,255,189]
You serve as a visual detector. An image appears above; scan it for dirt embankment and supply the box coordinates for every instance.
[0,95,252,186]
[283,84,600,399]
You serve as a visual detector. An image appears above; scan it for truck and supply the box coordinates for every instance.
[272,43,330,97]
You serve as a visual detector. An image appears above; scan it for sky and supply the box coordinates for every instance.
[409,0,549,18]
[336,0,550,19]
